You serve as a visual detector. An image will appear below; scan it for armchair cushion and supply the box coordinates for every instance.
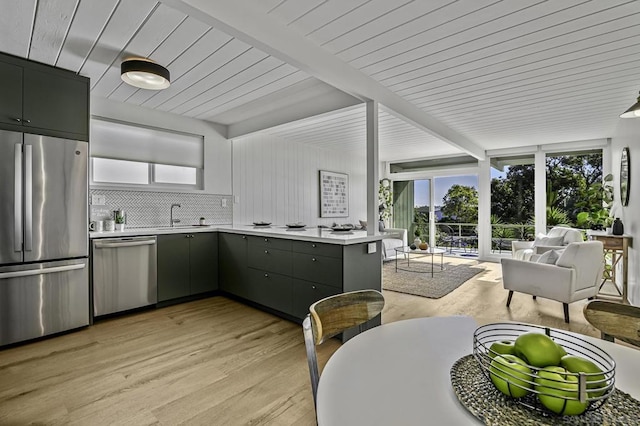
[533,235,564,247]
[532,249,561,264]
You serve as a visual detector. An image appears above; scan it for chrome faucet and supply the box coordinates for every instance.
[170,204,181,227]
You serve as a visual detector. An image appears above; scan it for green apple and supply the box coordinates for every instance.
[489,340,516,358]
[554,341,567,358]
[535,366,589,415]
[489,354,532,398]
[513,332,564,368]
[560,354,607,397]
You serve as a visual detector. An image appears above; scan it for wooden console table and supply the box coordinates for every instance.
[588,232,632,304]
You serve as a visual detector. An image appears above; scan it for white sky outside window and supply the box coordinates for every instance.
[154,164,197,185]
[93,158,149,184]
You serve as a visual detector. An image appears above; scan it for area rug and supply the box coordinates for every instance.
[383,259,485,299]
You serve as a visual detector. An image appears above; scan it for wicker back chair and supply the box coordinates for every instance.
[302,290,385,409]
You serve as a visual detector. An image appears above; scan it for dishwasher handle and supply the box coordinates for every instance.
[94,239,156,249]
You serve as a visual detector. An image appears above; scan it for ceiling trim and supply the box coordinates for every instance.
[162,0,485,160]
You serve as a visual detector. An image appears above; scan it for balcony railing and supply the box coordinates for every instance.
[411,221,538,254]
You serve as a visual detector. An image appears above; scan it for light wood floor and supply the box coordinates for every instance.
[0,257,605,425]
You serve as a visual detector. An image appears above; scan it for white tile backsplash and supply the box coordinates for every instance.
[90,189,232,227]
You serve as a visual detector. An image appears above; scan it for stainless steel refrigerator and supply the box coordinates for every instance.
[0,130,89,346]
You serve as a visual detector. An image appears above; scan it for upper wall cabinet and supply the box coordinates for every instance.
[0,53,89,141]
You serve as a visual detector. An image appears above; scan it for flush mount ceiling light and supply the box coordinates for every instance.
[121,58,170,90]
[620,91,640,118]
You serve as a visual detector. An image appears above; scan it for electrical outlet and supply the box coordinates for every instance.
[221,198,227,207]
[91,195,106,205]
[367,242,377,254]
[234,196,240,204]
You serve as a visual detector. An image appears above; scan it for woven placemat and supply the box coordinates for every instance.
[450,354,640,425]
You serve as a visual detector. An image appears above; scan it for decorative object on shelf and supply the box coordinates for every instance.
[612,218,624,236]
[419,242,429,250]
[409,243,417,250]
[121,58,170,90]
[620,91,640,118]
[620,147,630,206]
[199,217,206,225]
[319,170,349,218]
[414,237,422,247]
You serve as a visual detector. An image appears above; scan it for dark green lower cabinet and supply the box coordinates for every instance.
[247,268,292,313]
[292,279,340,319]
[190,233,218,294]
[157,234,191,301]
[157,233,218,302]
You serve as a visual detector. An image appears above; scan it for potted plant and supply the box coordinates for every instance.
[576,174,614,231]
[114,210,125,231]
[378,178,392,228]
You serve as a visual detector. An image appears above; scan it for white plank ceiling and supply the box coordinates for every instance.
[2,0,640,160]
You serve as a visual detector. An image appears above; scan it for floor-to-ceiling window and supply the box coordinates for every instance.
[545,150,604,231]
[490,156,535,254]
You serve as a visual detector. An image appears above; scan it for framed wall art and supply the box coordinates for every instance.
[319,170,349,217]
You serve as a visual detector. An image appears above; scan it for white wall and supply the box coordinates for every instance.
[90,96,232,195]
[612,119,640,306]
[232,133,367,226]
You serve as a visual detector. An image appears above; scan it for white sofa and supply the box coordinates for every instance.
[501,241,604,323]
[511,226,584,261]
[381,228,407,261]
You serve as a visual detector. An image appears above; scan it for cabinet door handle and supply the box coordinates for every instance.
[312,244,316,248]
[23,119,31,123]
[13,117,22,122]
[312,285,316,290]
[242,235,246,239]
[264,273,269,278]
[264,250,269,254]
[264,238,268,242]
[312,257,317,262]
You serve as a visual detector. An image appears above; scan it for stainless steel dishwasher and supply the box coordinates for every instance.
[92,236,157,316]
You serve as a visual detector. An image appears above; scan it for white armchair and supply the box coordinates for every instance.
[511,226,584,261]
[501,241,604,323]
[381,228,407,261]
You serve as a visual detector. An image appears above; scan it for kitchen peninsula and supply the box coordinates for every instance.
[90,225,384,339]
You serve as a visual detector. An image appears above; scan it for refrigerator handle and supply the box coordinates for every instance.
[14,144,22,252]
[0,263,86,280]
[24,144,33,252]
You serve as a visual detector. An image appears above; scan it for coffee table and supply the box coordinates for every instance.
[394,246,446,277]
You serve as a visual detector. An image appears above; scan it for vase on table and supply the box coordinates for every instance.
[612,218,624,236]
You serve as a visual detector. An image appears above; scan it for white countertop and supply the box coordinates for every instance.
[90,224,387,245]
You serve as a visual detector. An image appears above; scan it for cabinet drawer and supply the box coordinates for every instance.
[248,245,292,275]
[248,235,292,250]
[292,240,342,259]
[597,236,623,250]
[292,253,342,288]
[292,279,341,319]
[247,268,292,313]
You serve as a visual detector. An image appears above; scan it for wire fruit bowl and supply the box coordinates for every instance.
[473,323,616,414]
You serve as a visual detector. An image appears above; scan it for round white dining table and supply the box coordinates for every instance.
[316,316,640,426]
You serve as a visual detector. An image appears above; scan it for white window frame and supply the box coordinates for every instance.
[90,157,203,191]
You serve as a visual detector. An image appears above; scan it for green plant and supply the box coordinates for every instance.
[114,211,125,224]
[546,207,572,227]
[378,179,392,221]
[576,173,614,229]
